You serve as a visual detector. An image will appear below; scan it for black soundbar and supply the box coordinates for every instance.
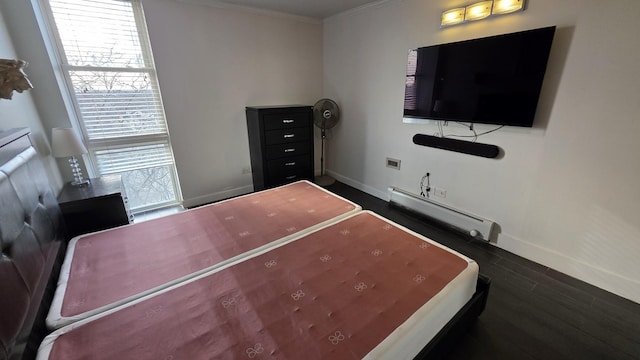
[413,134,500,158]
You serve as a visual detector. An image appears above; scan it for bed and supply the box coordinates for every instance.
[0,128,490,360]
[47,178,360,329]
[0,128,66,359]
[38,211,479,359]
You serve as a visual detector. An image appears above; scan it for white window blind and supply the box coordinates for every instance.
[72,71,167,139]
[50,0,146,68]
[94,143,174,174]
[46,0,181,211]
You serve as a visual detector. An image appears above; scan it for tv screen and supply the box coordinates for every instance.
[403,26,556,127]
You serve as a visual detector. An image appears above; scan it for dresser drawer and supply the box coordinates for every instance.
[266,155,310,178]
[265,127,310,145]
[264,112,309,130]
[265,142,310,159]
[268,173,304,186]
[266,154,312,187]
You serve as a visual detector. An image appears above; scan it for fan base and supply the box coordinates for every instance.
[314,175,335,187]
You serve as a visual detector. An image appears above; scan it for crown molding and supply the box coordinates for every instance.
[175,0,322,24]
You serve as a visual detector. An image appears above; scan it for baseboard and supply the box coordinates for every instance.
[325,170,389,201]
[183,184,253,208]
[497,233,640,304]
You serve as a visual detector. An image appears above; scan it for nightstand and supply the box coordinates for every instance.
[58,175,133,239]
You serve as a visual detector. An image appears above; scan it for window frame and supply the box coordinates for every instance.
[39,0,182,213]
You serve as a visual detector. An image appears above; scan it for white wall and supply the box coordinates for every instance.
[0,7,62,190]
[142,0,323,206]
[323,0,640,303]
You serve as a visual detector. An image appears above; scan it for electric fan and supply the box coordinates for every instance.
[313,98,340,186]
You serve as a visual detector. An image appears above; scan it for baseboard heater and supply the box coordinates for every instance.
[388,187,494,241]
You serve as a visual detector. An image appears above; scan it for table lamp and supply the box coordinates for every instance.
[51,127,90,186]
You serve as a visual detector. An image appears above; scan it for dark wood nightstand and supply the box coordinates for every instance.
[58,175,133,239]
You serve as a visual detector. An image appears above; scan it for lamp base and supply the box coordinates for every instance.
[71,178,90,187]
[68,155,90,187]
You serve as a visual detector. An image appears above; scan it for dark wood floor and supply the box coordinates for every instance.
[324,181,640,360]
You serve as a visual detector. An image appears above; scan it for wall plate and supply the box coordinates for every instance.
[386,158,401,170]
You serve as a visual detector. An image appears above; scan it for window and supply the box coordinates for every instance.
[42,0,181,211]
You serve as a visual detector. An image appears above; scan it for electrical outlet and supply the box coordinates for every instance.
[242,166,252,174]
[434,187,447,198]
[386,158,401,170]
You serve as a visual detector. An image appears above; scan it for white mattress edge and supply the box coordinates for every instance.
[365,261,478,359]
[46,180,361,329]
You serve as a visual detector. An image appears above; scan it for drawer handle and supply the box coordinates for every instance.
[282,119,294,124]
[283,134,295,139]
[285,162,296,166]
[285,175,297,180]
[284,148,296,153]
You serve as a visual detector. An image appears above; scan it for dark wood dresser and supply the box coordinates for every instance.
[58,175,133,238]
[246,105,314,191]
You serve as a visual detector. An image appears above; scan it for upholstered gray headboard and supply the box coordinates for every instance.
[0,128,66,360]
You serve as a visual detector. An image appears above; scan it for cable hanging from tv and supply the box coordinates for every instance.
[433,120,504,143]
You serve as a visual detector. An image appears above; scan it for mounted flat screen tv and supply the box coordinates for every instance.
[403,26,556,127]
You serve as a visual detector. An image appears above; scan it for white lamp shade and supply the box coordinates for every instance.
[51,127,87,158]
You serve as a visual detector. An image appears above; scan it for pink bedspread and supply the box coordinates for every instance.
[61,181,357,317]
[49,212,469,359]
